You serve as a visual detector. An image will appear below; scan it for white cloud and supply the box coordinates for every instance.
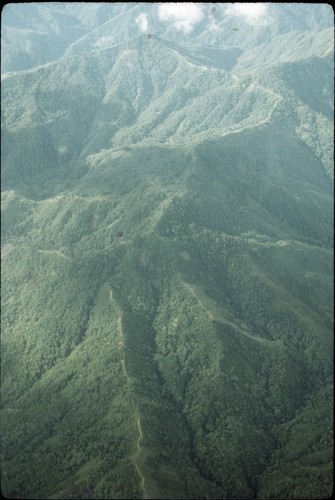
[158,3,204,33]
[135,13,148,33]
[225,3,269,24]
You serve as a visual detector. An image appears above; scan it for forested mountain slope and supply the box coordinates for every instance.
[1,3,333,499]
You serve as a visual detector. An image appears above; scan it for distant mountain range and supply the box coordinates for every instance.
[1,4,333,499]
[1,3,333,73]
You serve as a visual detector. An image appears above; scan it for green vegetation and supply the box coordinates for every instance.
[1,4,333,499]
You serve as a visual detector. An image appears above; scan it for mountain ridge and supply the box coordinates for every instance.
[2,28,333,194]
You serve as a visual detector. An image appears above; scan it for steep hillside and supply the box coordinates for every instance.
[1,4,333,499]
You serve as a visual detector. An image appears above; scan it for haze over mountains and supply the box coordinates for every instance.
[1,3,334,499]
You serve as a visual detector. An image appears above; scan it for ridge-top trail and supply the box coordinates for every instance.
[111,290,152,499]
[133,412,161,499]
[134,413,148,499]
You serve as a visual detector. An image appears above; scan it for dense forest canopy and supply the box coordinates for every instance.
[1,3,333,499]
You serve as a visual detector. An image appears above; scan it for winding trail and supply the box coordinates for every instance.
[221,90,283,138]
[182,280,274,345]
[134,413,148,499]
[37,249,71,259]
[110,289,148,498]
[221,75,283,138]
